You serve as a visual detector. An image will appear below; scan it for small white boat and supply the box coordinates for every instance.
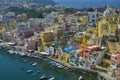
[8,49,14,54]
[55,63,64,68]
[19,52,26,56]
[78,76,84,80]
[23,59,27,62]
[40,75,47,80]
[14,50,19,54]
[32,62,37,66]
[49,76,55,80]
[26,70,33,73]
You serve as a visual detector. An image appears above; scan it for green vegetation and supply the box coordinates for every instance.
[7,7,44,18]
[64,8,79,13]
[80,7,95,12]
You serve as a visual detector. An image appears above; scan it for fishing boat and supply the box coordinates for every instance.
[32,62,37,66]
[54,63,64,69]
[32,70,40,76]
[48,76,55,80]
[19,52,27,57]
[8,49,15,54]
[26,70,33,73]
[57,65,64,69]
[14,50,19,54]
[40,74,47,80]
[78,76,84,80]
[23,59,27,63]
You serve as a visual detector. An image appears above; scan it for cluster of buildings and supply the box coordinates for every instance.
[0,3,120,79]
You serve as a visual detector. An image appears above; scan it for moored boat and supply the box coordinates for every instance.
[40,74,47,80]
[78,76,84,80]
[26,69,33,73]
[8,49,15,54]
[32,62,37,66]
[49,76,55,80]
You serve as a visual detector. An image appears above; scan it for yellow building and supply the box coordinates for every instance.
[96,6,118,37]
[77,16,87,25]
[61,52,69,63]
[0,24,5,31]
[73,32,87,44]
[37,31,54,52]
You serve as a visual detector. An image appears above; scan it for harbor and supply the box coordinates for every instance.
[0,0,120,80]
[0,47,96,80]
[0,41,116,80]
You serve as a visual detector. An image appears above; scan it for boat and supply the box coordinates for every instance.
[27,53,31,57]
[8,49,15,54]
[78,76,84,80]
[32,70,40,76]
[55,63,64,69]
[26,70,33,73]
[40,74,47,80]
[32,72,37,76]
[49,76,55,80]
[19,52,27,57]
[23,59,27,63]
[57,65,64,69]
[32,62,37,66]
[36,70,40,73]
[14,50,19,54]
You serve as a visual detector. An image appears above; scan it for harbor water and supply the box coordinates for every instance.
[0,49,95,80]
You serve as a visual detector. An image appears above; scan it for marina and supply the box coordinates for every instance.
[0,48,95,80]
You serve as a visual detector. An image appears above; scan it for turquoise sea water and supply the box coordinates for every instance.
[53,0,120,8]
[0,49,95,80]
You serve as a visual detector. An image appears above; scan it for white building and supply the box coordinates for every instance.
[87,12,98,27]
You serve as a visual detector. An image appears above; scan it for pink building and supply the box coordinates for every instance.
[30,23,44,33]
[19,30,34,39]
[23,39,36,51]
[111,54,120,64]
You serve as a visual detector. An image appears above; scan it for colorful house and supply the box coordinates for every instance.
[23,38,36,51]
[73,32,86,43]
[61,46,78,63]
[37,31,54,52]
[108,52,120,78]
[96,6,118,38]
[69,44,101,69]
